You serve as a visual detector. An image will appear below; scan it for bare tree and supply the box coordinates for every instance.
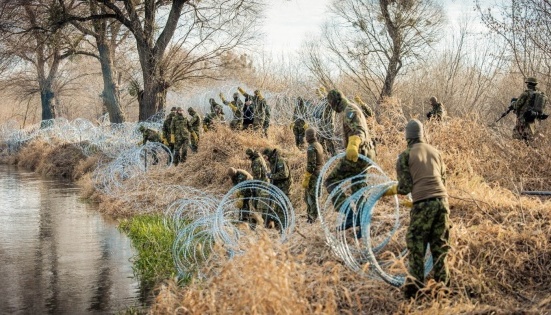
[58,0,264,121]
[313,0,445,103]
[477,0,551,91]
[0,0,82,125]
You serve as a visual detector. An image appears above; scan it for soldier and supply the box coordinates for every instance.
[238,88,267,134]
[511,77,548,141]
[242,95,255,130]
[245,148,270,226]
[170,107,191,166]
[263,100,271,137]
[138,125,162,165]
[426,96,445,121]
[209,98,225,121]
[323,89,376,235]
[187,107,202,152]
[383,119,450,299]
[162,107,177,153]
[353,95,374,118]
[262,147,292,230]
[302,128,325,223]
[227,167,254,223]
[220,92,244,130]
[316,87,336,157]
[291,97,309,149]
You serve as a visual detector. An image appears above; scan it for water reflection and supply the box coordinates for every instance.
[0,164,141,314]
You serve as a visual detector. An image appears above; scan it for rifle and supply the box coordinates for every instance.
[495,98,518,123]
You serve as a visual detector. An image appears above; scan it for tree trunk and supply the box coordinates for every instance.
[98,42,125,123]
[40,84,56,128]
[138,62,169,121]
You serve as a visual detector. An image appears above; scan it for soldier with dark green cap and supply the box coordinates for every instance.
[511,76,548,141]
[323,89,376,234]
[384,119,450,299]
[138,125,162,165]
[245,148,270,226]
[227,167,254,223]
[170,107,191,165]
[187,107,202,152]
[302,127,325,223]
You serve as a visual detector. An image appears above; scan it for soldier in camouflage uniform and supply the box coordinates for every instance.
[242,95,255,130]
[220,92,244,130]
[302,128,325,223]
[162,107,177,153]
[245,148,270,227]
[511,77,548,141]
[263,100,271,137]
[323,89,376,234]
[291,97,308,149]
[426,96,445,121]
[209,98,225,121]
[262,147,292,230]
[187,107,202,152]
[227,167,254,223]
[384,119,450,299]
[138,125,162,165]
[316,87,336,156]
[170,107,191,166]
[239,88,267,133]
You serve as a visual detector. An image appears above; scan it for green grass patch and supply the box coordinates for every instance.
[118,215,177,289]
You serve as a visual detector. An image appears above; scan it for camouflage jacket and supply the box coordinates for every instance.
[170,114,190,140]
[162,112,175,139]
[396,139,447,203]
[188,112,202,134]
[210,101,225,120]
[428,103,445,120]
[306,140,324,176]
[293,100,307,127]
[268,154,291,184]
[250,152,269,182]
[514,87,541,121]
[142,129,162,144]
[341,98,374,154]
[357,101,374,118]
[263,102,271,128]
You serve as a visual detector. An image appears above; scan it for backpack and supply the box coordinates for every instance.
[529,90,547,115]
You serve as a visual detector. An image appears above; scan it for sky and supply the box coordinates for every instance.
[262,0,486,54]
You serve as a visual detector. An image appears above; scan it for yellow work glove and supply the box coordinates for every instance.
[290,123,295,130]
[383,184,398,196]
[203,125,208,132]
[229,103,237,112]
[302,172,312,189]
[303,122,309,129]
[191,131,198,142]
[238,87,246,95]
[345,135,362,162]
[400,200,413,208]
[170,134,175,144]
[319,86,327,94]
[219,92,226,102]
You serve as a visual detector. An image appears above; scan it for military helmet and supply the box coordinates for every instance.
[525,77,538,84]
[227,167,237,177]
[245,148,255,157]
[233,92,239,98]
[138,125,146,132]
[430,96,437,103]
[188,107,195,114]
[171,107,177,111]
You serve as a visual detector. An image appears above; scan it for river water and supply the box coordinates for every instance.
[0,164,142,314]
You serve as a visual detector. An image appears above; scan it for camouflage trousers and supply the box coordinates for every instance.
[304,174,319,222]
[405,197,450,297]
[190,131,199,152]
[230,119,243,131]
[513,120,536,142]
[173,138,189,166]
[293,125,305,148]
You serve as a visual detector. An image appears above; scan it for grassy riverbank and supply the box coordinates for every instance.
[2,112,551,314]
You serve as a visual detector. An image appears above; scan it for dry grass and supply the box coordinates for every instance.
[3,99,551,314]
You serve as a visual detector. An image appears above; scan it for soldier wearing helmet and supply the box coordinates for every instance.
[219,91,244,130]
[511,76,548,142]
